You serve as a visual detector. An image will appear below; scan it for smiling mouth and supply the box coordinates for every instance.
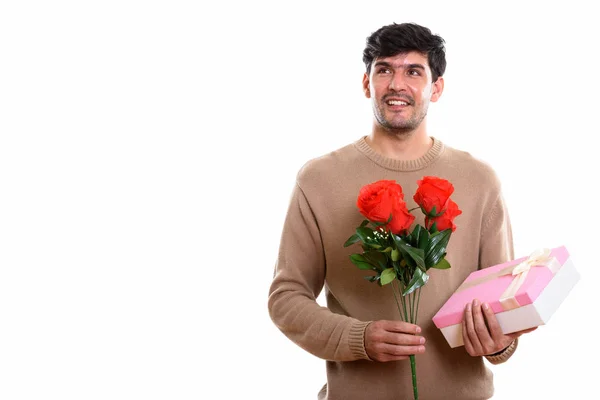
[386,100,409,106]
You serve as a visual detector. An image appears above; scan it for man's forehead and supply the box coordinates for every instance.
[375,51,429,66]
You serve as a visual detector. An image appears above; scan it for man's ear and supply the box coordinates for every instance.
[430,76,444,102]
[362,73,371,98]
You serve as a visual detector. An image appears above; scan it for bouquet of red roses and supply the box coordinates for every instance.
[344,176,462,400]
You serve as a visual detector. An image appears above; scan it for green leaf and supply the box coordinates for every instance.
[391,248,399,261]
[402,268,429,296]
[431,258,451,269]
[410,224,429,250]
[360,219,370,228]
[400,250,417,270]
[393,235,425,271]
[425,229,451,269]
[356,226,374,242]
[354,262,374,270]
[349,254,367,263]
[349,254,375,270]
[344,233,361,247]
[380,268,396,285]
[364,251,388,271]
[429,222,438,234]
[355,227,384,249]
[364,275,379,283]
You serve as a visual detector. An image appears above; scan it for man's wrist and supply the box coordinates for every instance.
[488,342,512,356]
[485,339,518,364]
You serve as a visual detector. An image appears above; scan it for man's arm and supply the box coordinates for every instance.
[462,192,526,364]
[268,182,371,362]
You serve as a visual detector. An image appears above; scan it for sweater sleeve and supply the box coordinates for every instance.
[479,192,518,364]
[268,183,371,362]
[485,338,518,365]
[479,192,514,271]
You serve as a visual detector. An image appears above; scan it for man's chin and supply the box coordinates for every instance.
[381,126,415,136]
[383,120,416,132]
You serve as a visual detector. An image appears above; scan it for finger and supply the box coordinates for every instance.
[383,320,422,335]
[380,343,426,358]
[365,321,425,359]
[380,331,425,346]
[472,299,494,349]
[367,320,423,342]
[462,317,474,355]
[481,302,504,342]
[464,301,483,354]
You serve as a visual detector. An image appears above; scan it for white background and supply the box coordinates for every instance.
[0,1,597,399]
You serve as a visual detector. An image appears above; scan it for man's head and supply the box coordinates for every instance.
[363,23,446,82]
[362,23,446,134]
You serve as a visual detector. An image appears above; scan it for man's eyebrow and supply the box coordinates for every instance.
[373,61,426,70]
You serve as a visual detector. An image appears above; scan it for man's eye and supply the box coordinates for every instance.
[408,69,421,76]
[377,68,391,74]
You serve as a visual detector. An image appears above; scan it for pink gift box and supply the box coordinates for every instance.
[432,246,580,348]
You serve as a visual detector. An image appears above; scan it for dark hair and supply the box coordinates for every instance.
[363,22,446,82]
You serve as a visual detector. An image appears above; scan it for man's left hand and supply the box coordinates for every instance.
[462,298,537,357]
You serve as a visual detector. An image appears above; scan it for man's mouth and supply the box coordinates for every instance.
[384,96,412,106]
[386,100,409,106]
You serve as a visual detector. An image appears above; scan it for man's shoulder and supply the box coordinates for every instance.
[443,144,502,189]
[296,140,361,184]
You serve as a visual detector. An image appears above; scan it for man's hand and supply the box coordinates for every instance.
[462,298,537,357]
[364,320,425,362]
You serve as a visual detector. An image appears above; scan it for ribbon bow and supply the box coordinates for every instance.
[499,248,559,310]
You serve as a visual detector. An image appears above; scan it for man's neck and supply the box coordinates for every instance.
[366,126,433,161]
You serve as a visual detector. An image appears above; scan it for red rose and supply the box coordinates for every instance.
[428,199,462,232]
[357,180,415,234]
[386,204,416,235]
[413,176,455,216]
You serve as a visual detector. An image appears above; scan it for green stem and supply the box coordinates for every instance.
[410,290,416,323]
[410,354,418,399]
[415,287,422,325]
[395,277,420,399]
[391,281,405,321]
[410,286,422,399]
[401,288,409,324]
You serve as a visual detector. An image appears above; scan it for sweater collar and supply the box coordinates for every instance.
[354,136,445,172]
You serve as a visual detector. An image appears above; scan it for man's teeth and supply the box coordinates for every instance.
[387,100,408,105]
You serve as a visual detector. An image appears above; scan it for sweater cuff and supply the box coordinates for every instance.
[348,320,372,360]
[485,338,518,365]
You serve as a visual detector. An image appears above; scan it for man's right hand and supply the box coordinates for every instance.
[364,320,426,362]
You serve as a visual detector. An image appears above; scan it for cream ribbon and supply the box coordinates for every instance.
[456,248,560,311]
[498,248,560,310]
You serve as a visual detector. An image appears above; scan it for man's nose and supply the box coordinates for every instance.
[389,73,407,91]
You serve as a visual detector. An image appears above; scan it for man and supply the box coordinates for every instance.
[268,22,535,400]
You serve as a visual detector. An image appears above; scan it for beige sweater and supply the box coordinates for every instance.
[268,137,516,400]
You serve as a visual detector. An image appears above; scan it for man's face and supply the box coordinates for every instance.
[363,51,443,132]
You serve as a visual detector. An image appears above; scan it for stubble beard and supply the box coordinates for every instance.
[373,100,427,136]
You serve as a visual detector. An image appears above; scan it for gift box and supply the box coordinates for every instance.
[432,246,580,348]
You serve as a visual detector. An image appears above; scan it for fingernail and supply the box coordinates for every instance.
[483,302,489,310]
[473,299,479,306]
[466,303,471,311]
[415,326,421,333]
[420,337,425,344]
